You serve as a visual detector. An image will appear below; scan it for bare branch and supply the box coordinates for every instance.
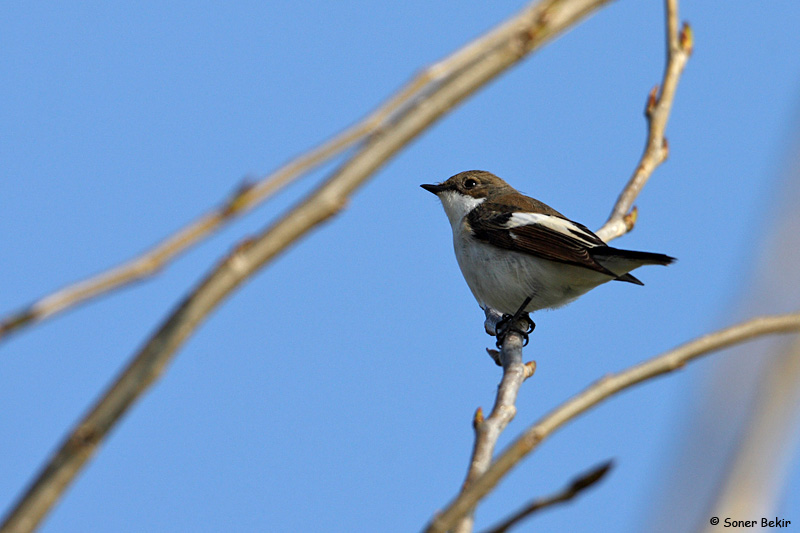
[481,460,613,533]
[424,312,800,533]
[595,0,692,242]
[0,2,615,532]
[455,322,536,533]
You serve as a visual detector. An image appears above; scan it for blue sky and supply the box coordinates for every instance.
[2,2,800,532]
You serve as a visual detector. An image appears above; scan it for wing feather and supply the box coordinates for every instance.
[468,204,619,277]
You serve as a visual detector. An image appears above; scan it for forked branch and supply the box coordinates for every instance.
[425,313,800,533]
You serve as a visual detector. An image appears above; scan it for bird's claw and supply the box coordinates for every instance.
[495,314,535,348]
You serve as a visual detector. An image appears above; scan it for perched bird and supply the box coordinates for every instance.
[421,170,674,328]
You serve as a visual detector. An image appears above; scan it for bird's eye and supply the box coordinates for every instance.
[463,178,478,189]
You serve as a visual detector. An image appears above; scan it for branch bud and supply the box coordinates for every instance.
[223,179,256,217]
[679,22,694,55]
[523,361,537,380]
[623,206,638,231]
[645,85,659,117]
[473,407,484,429]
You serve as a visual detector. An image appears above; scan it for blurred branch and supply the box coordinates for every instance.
[0,1,616,532]
[481,460,613,533]
[0,0,614,344]
[699,335,800,530]
[0,134,357,341]
[425,312,800,533]
[595,0,692,242]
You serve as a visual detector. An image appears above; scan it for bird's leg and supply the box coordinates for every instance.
[495,296,535,348]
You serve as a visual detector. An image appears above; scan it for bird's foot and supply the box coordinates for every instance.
[495,296,535,349]
[495,313,535,349]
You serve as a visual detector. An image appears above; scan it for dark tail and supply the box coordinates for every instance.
[602,248,676,266]
[592,246,676,286]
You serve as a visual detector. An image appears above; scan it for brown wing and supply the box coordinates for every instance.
[467,203,620,278]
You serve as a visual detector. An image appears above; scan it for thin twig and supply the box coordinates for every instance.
[0,2,615,532]
[481,460,613,533]
[424,312,800,533]
[0,0,610,344]
[595,0,692,242]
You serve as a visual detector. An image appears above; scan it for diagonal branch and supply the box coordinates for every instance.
[425,312,800,533]
[0,124,361,342]
[481,460,613,533]
[0,1,616,532]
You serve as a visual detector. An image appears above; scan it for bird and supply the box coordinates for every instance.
[421,170,674,339]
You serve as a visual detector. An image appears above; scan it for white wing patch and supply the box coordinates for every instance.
[505,212,600,247]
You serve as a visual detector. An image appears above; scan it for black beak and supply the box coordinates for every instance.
[421,183,446,195]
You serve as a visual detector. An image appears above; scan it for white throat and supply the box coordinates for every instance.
[437,191,485,228]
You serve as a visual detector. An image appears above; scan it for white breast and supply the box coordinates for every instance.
[450,216,611,315]
[437,191,484,228]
